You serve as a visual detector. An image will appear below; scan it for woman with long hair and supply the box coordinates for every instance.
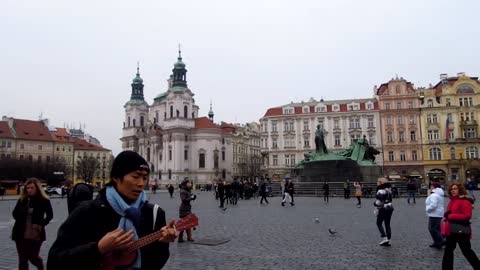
[442,182,480,269]
[354,181,362,208]
[178,179,196,243]
[12,178,53,270]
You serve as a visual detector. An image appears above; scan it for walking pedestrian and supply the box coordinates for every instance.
[344,180,350,199]
[168,184,175,198]
[47,151,175,270]
[259,182,269,204]
[12,178,53,270]
[466,177,476,202]
[218,181,226,208]
[281,179,295,206]
[425,182,445,249]
[407,179,417,204]
[354,181,362,207]
[442,182,480,269]
[323,182,330,203]
[374,177,394,246]
[178,179,196,243]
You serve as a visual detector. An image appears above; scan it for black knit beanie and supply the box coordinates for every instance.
[110,151,150,179]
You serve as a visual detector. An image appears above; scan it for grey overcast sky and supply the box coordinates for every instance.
[1,0,479,155]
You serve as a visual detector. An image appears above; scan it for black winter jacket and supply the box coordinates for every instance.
[11,197,53,242]
[47,189,170,270]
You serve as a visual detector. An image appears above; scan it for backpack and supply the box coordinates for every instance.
[67,183,94,214]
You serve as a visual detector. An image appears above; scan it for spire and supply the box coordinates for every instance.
[130,62,145,100]
[208,100,214,122]
[172,46,187,88]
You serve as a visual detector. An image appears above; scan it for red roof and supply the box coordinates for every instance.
[73,138,109,151]
[51,128,74,142]
[194,117,220,129]
[12,119,54,142]
[0,121,15,139]
[262,100,378,117]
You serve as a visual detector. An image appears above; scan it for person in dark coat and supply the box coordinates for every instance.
[67,182,94,214]
[259,182,269,204]
[12,178,53,270]
[323,182,330,203]
[178,179,196,243]
[218,181,226,208]
[168,184,175,198]
[47,151,176,270]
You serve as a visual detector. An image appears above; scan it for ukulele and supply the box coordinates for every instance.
[102,213,199,270]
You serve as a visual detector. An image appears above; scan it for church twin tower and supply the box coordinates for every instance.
[121,50,230,185]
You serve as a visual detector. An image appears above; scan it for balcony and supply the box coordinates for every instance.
[460,120,477,127]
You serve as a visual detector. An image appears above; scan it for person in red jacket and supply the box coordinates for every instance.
[442,182,480,270]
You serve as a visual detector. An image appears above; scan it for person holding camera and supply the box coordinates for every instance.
[178,179,196,242]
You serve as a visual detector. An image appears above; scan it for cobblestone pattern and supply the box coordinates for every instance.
[0,191,478,269]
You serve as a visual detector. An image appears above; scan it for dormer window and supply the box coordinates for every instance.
[427,99,433,108]
[303,106,309,113]
[333,104,340,112]
[366,102,373,110]
[283,107,294,115]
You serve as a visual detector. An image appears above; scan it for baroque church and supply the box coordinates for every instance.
[121,51,234,186]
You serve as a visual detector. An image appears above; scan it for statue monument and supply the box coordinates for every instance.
[296,129,382,182]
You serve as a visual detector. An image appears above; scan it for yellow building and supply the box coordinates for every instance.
[73,138,112,188]
[51,128,75,180]
[420,73,480,185]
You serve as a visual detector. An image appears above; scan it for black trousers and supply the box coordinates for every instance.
[442,234,480,270]
[324,192,329,202]
[376,208,393,239]
[260,195,269,204]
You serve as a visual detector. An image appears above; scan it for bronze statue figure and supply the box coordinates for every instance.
[314,125,328,154]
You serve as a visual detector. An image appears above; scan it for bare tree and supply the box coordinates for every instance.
[75,157,99,183]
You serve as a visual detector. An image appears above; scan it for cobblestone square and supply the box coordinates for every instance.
[1,191,478,270]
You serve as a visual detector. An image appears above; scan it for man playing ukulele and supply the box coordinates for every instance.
[48,151,177,270]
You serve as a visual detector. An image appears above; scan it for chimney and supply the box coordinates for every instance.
[41,118,49,128]
[457,72,465,77]
[440,73,448,80]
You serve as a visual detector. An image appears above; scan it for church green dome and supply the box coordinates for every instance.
[132,74,143,84]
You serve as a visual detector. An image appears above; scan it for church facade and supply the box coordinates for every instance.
[120,52,234,186]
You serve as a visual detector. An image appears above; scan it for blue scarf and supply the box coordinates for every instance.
[106,186,146,269]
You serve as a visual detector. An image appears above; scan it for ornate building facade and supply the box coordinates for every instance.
[120,52,235,186]
[259,98,382,181]
[420,73,480,184]
[231,122,261,179]
[376,77,424,180]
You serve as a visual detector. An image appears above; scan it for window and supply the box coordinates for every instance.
[410,131,417,141]
[349,118,360,128]
[283,108,294,114]
[446,98,451,106]
[303,120,309,131]
[272,138,278,149]
[400,151,406,161]
[284,154,290,167]
[184,106,188,118]
[463,128,477,139]
[199,153,205,168]
[271,121,277,132]
[38,145,43,151]
[169,150,172,160]
[368,134,375,145]
[399,131,405,142]
[317,119,324,130]
[159,153,163,161]
[20,144,24,150]
[284,137,295,148]
[412,151,418,161]
[429,148,442,160]
[140,116,144,126]
[7,141,11,148]
[396,101,402,109]
[450,147,456,160]
[184,150,188,160]
[19,154,24,160]
[334,135,341,146]
[459,97,474,107]
[466,146,478,159]
[427,99,433,107]
[395,85,401,94]
[333,105,339,111]
[427,130,440,141]
[387,132,393,143]
[388,151,394,161]
[284,121,294,132]
[385,103,391,110]
[128,116,131,127]
[350,134,360,144]
[408,101,413,108]
[38,155,42,162]
[303,137,310,148]
[334,119,340,129]
[272,155,278,166]
[222,150,225,161]
[303,107,309,113]
[386,116,392,125]
[366,103,373,110]
[213,151,219,169]
[147,147,151,161]
[168,169,172,179]
[409,115,416,125]
[28,155,33,161]
[449,130,455,140]
[397,115,404,125]
[367,117,374,128]
[427,114,438,124]
[170,106,173,118]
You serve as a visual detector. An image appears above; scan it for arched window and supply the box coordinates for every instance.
[450,147,456,160]
[466,146,478,159]
[140,116,144,127]
[170,106,173,118]
[429,147,441,160]
[128,117,131,127]
[184,106,188,118]
[133,119,136,127]
[168,169,172,179]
